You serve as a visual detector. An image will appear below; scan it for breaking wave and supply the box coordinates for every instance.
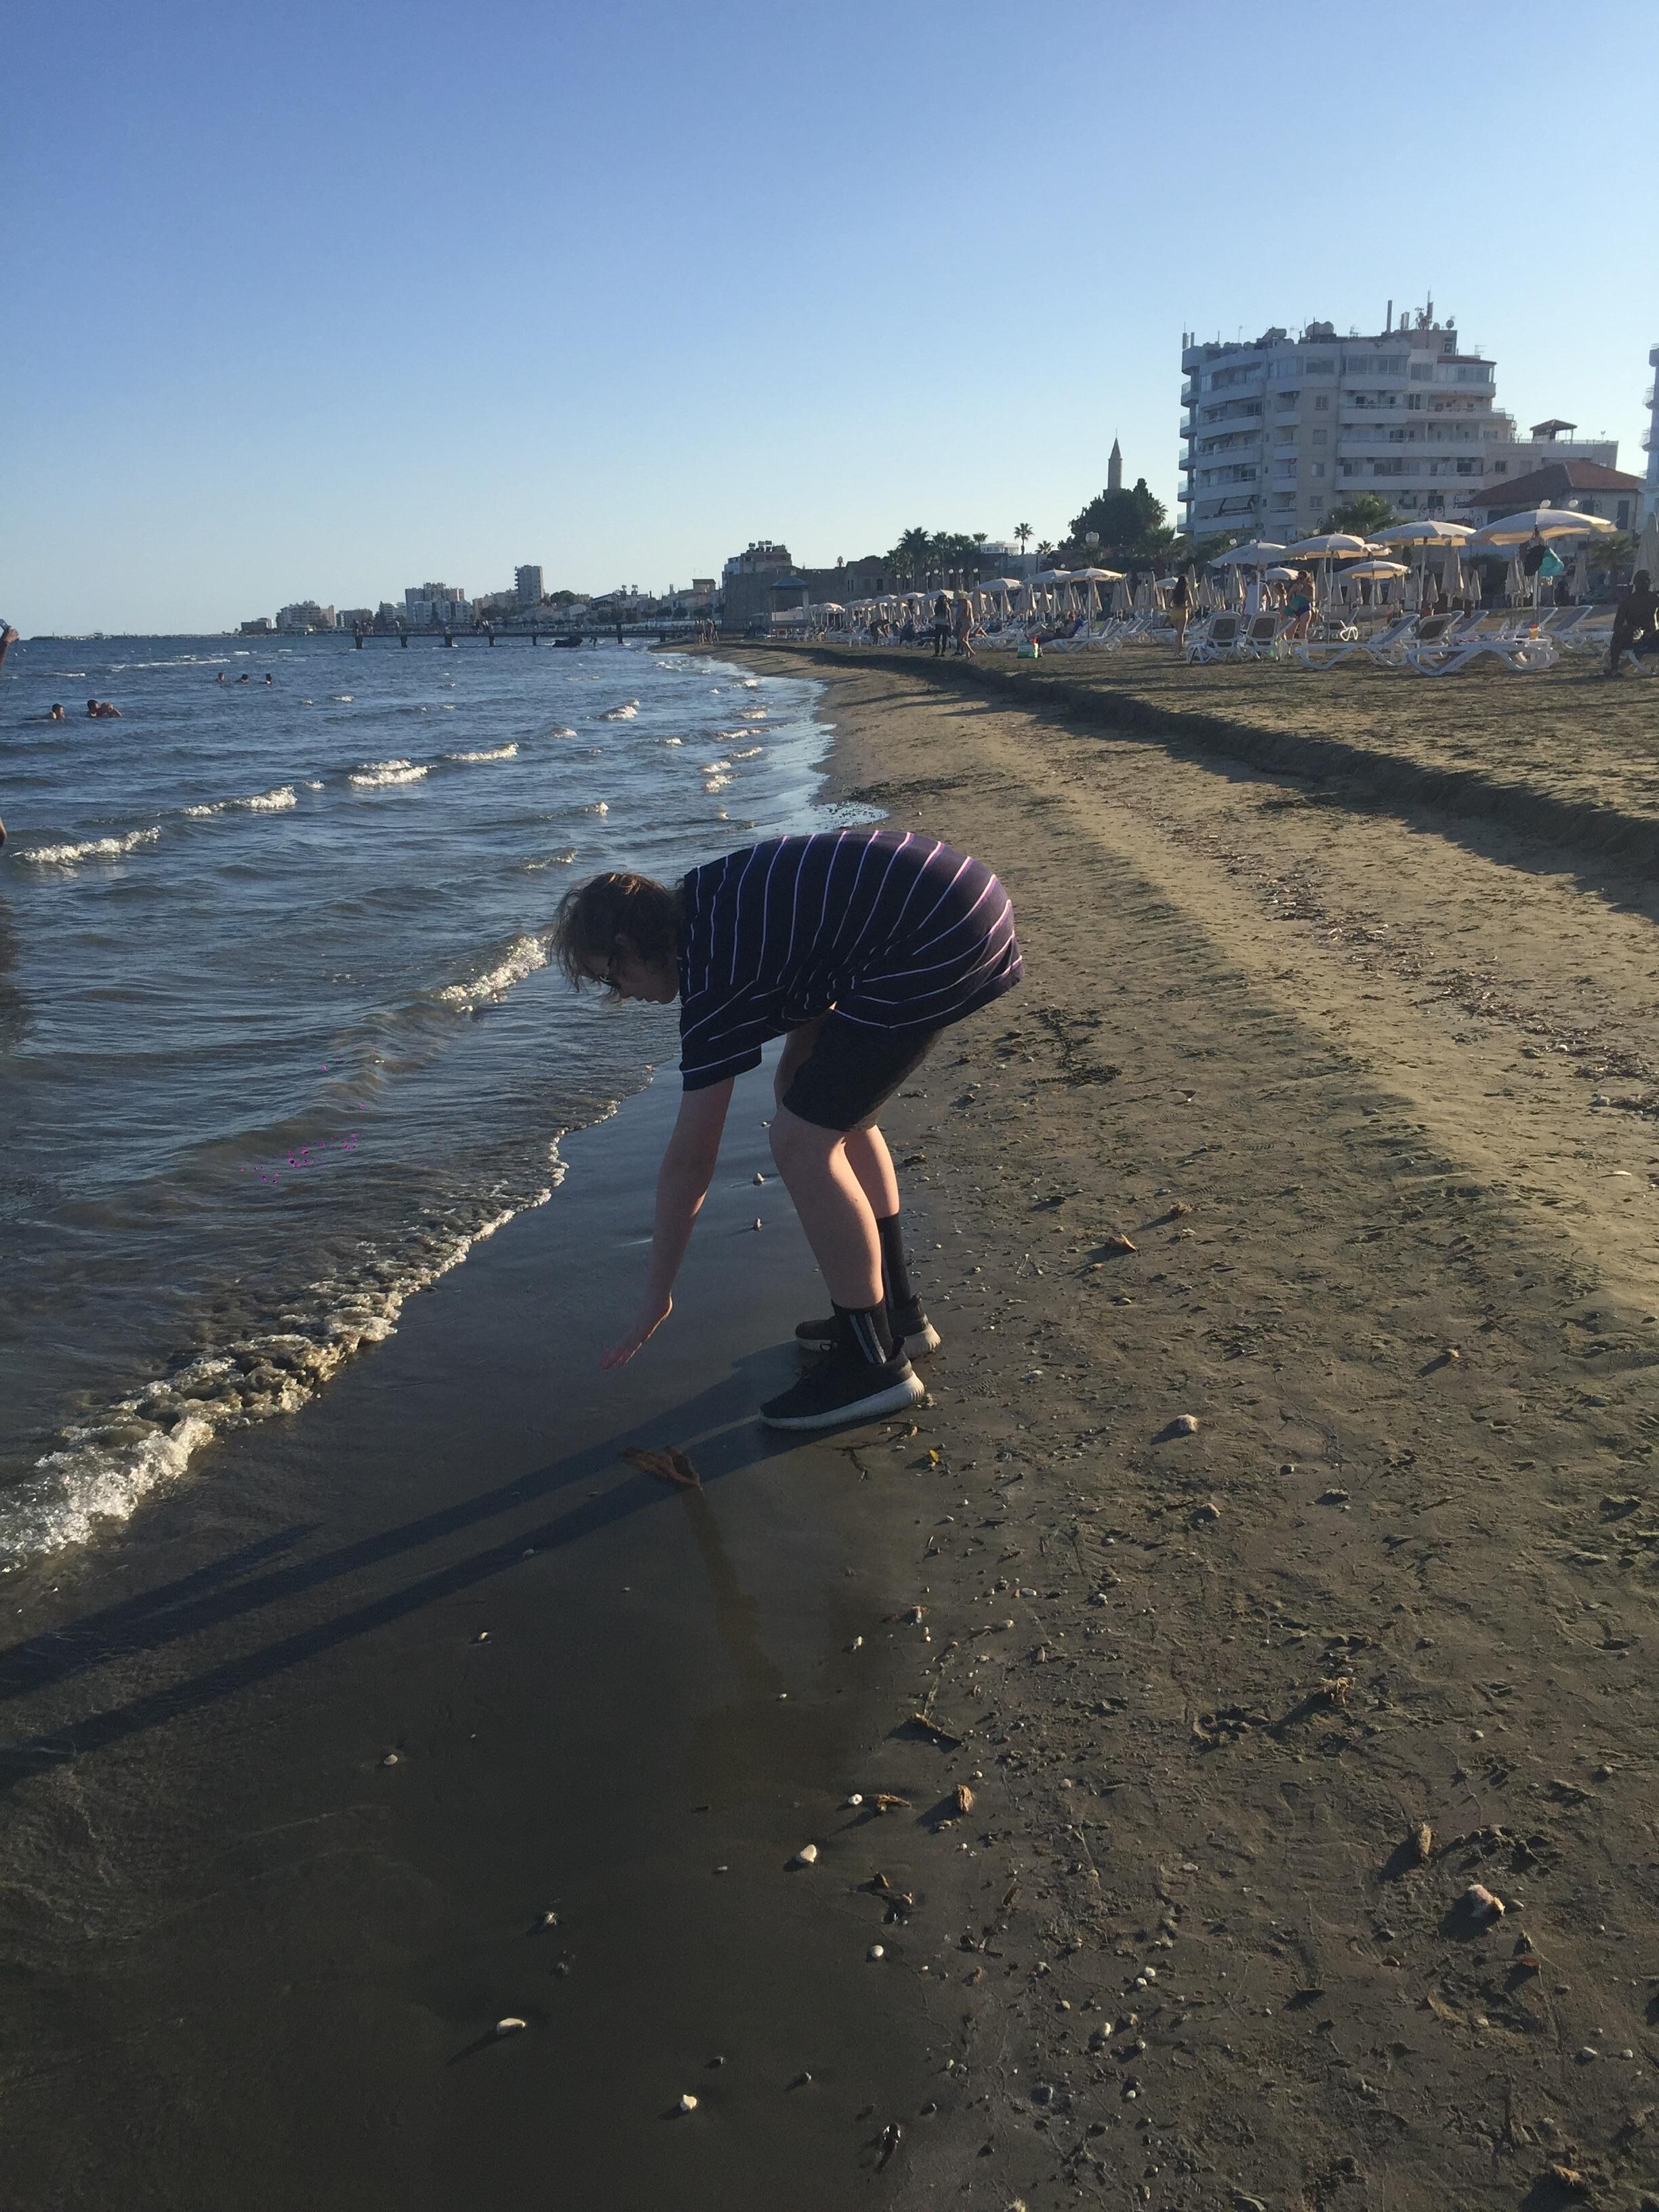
[436,933,550,1007]
[1,1160,564,1562]
[16,827,162,866]
[184,785,298,818]
[350,758,429,787]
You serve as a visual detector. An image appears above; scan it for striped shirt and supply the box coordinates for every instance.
[676,830,1021,1090]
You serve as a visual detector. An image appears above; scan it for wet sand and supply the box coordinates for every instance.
[0,1068,974,2209]
[7,647,1659,2211]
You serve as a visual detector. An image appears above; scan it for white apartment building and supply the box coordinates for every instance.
[1645,344,1658,524]
[403,581,470,627]
[1179,308,1610,543]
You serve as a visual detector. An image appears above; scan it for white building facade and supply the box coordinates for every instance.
[403,581,471,628]
[1179,312,1612,544]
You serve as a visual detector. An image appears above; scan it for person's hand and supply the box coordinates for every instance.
[601,1294,672,1370]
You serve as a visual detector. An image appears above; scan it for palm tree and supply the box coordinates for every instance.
[1014,523,1033,562]
[897,526,932,583]
[1036,541,1055,567]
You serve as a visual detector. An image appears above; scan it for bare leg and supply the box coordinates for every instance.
[775,1019,903,1223]
[768,1107,882,1307]
[843,1122,900,1218]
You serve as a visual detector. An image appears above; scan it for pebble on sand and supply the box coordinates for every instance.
[381,1752,401,1767]
[1170,1414,1200,1435]
[1463,1883,1505,1923]
[867,1944,885,1961]
[790,1844,819,1867]
[495,2017,527,2036]
[677,2093,699,2114]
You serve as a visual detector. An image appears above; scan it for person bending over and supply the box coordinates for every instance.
[554,828,1022,1429]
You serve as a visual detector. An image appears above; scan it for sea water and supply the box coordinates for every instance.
[0,635,840,1563]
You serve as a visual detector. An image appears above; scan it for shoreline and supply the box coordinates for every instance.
[5,650,1659,2209]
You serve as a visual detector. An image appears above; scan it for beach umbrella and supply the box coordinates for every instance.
[1264,566,1296,581]
[1284,533,1373,558]
[1067,565,1122,617]
[1370,519,1475,546]
[1466,506,1618,548]
[1370,518,1474,609]
[1284,532,1375,611]
[1339,557,1410,609]
[1209,540,1288,566]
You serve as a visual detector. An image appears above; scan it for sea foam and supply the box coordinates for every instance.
[350,758,429,787]
[17,827,161,865]
[184,785,298,818]
[0,1157,565,1563]
[436,933,549,1007]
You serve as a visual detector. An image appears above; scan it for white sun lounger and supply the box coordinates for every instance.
[1184,613,1242,663]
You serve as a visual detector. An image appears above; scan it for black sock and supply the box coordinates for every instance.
[834,1300,896,1366]
[875,1214,916,1313]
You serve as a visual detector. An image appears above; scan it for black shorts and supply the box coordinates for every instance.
[780,1015,941,1132]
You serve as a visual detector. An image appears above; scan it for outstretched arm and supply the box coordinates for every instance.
[601,1077,734,1368]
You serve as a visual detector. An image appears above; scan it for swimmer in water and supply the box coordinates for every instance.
[47,703,66,720]
[86,698,122,718]
[264,673,273,685]
[237,674,250,684]
[217,671,227,683]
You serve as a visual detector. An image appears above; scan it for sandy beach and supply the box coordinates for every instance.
[4,645,1659,2211]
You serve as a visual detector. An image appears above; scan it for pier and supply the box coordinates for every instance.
[350,621,705,649]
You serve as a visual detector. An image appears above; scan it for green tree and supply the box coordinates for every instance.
[1067,478,1172,566]
[1014,523,1033,562]
[1318,493,1397,538]
[886,525,934,581]
[930,531,983,569]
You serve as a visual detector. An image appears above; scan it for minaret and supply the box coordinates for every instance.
[1107,438,1123,494]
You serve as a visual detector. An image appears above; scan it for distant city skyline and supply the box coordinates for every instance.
[4,0,1652,634]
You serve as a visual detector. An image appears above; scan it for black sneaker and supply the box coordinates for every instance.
[760,1347,926,1431]
[794,1299,943,1357]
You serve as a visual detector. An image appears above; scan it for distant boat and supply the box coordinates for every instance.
[552,634,583,648]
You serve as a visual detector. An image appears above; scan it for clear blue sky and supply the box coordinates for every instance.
[7,0,1654,634]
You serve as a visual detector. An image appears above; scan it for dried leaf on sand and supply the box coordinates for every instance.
[621,1446,701,1489]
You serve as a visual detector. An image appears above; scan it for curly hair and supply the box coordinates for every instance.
[552,871,684,992]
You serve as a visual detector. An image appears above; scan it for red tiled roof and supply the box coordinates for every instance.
[1469,459,1642,508]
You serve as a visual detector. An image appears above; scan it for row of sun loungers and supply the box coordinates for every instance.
[852,601,1626,676]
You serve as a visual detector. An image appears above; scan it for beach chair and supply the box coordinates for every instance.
[1560,611,1617,659]
[1184,613,1242,663]
[1359,614,1422,667]
[1235,613,1288,661]
[1290,615,1370,671]
[1402,613,1557,676]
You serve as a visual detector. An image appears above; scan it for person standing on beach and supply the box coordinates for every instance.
[552,829,1022,1429]
[932,592,951,657]
[1607,570,1658,677]
[951,595,975,657]
[1167,573,1191,649]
